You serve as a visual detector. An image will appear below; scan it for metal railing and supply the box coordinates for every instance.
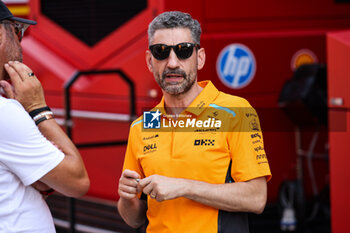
[63,69,136,233]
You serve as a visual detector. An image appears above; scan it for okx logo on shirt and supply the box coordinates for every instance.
[143,110,161,129]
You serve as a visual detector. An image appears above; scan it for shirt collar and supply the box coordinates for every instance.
[154,80,220,116]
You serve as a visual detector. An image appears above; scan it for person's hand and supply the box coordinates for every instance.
[118,169,141,200]
[139,175,185,202]
[0,61,46,112]
[32,180,51,192]
[31,181,55,199]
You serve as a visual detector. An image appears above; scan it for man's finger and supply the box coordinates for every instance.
[122,169,141,180]
[4,63,22,87]
[139,177,154,195]
[119,191,137,200]
[138,176,152,188]
[120,176,139,188]
[8,61,34,81]
[119,184,138,194]
[0,80,14,99]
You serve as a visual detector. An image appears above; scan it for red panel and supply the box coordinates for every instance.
[205,0,350,19]
[29,0,164,68]
[328,29,350,233]
[201,31,326,99]
[163,0,204,24]
[327,30,350,109]
[329,110,350,233]
[203,0,350,34]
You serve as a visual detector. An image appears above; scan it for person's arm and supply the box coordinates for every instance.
[1,61,89,197]
[117,169,147,228]
[185,177,267,213]
[37,117,90,197]
[139,175,267,214]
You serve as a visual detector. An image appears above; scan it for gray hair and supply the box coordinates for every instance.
[148,11,202,45]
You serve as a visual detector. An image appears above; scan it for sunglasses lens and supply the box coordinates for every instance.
[13,23,23,42]
[15,28,21,41]
[151,44,171,60]
[175,43,195,59]
[150,43,197,60]
[1,21,26,42]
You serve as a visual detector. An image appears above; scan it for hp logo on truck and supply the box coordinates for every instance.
[216,43,256,89]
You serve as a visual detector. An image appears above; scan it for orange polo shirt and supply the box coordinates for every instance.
[123,80,271,233]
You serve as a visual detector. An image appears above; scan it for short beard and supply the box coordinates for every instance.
[156,68,196,96]
[3,24,23,80]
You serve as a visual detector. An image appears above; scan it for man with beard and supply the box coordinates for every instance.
[117,11,271,233]
[0,2,89,232]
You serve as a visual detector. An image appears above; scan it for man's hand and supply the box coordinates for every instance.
[118,169,141,200]
[32,180,51,192]
[31,181,54,199]
[1,61,46,112]
[139,175,186,202]
[117,170,147,228]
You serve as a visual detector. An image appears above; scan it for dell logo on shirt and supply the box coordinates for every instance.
[216,43,256,89]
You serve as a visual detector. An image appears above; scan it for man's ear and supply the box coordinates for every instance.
[145,50,153,73]
[197,47,206,70]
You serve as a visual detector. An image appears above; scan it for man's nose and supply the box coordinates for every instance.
[166,49,180,69]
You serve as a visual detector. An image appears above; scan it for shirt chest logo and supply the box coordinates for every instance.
[143,143,157,154]
[194,139,215,146]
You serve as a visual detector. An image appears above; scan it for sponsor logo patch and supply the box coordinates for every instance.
[251,133,262,139]
[194,139,215,146]
[216,43,256,89]
[142,134,159,140]
[143,143,157,153]
[249,118,260,131]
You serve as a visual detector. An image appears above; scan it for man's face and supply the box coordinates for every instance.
[1,23,23,80]
[146,28,204,96]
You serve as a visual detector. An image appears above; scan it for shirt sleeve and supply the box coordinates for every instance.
[0,99,64,185]
[228,100,272,182]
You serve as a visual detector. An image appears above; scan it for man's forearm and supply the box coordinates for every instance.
[38,119,90,197]
[37,119,80,161]
[117,197,147,229]
[182,177,267,214]
[140,175,267,214]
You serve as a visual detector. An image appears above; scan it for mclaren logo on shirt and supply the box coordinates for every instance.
[194,139,215,146]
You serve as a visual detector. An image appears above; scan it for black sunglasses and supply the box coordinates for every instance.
[1,20,28,42]
[149,42,200,60]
